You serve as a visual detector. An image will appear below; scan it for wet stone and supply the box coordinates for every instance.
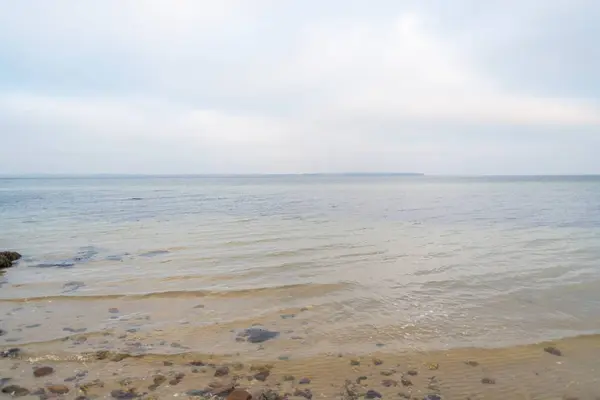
[227,389,253,400]
[365,390,382,399]
[481,378,496,385]
[544,346,562,356]
[1,385,30,396]
[299,378,311,385]
[111,389,138,399]
[33,366,54,378]
[254,371,270,382]
[423,395,442,400]
[215,366,230,377]
[294,389,313,399]
[382,379,397,387]
[406,370,418,376]
[0,348,21,358]
[237,327,280,343]
[47,384,70,394]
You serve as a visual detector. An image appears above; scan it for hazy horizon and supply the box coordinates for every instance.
[1,1,599,175]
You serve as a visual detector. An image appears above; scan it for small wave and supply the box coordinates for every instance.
[0,282,350,303]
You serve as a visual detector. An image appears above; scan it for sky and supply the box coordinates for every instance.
[0,0,599,175]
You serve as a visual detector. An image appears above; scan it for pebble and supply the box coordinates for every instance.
[465,361,479,367]
[187,389,209,397]
[299,378,311,385]
[215,366,230,377]
[423,395,442,400]
[373,358,383,366]
[544,346,562,356]
[109,308,120,314]
[380,370,395,376]
[278,356,290,361]
[294,388,313,399]
[153,375,166,385]
[189,361,205,366]
[47,384,70,394]
[111,389,137,399]
[365,389,382,399]
[0,329,5,336]
[356,376,368,383]
[226,389,253,400]
[427,362,439,370]
[1,385,30,396]
[350,359,360,366]
[254,371,270,381]
[283,375,295,381]
[401,378,413,387]
[33,366,54,378]
[481,378,496,385]
[280,314,296,319]
[0,348,20,358]
[237,327,280,343]
[163,361,174,366]
[382,379,397,387]
[406,370,418,376]
[25,324,41,329]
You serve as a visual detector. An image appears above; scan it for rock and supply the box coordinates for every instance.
[186,389,209,397]
[382,379,397,387]
[356,376,367,383]
[544,346,562,356]
[398,392,411,399]
[215,366,230,377]
[401,378,413,387]
[109,308,120,314]
[163,361,174,366]
[0,329,6,336]
[423,395,442,400]
[426,362,439,370]
[140,250,170,257]
[190,361,205,366]
[227,389,253,400]
[293,389,312,399]
[0,348,21,358]
[280,314,296,319]
[406,370,418,376]
[47,384,70,394]
[207,380,235,397]
[111,353,130,362]
[299,378,311,385]
[481,378,496,385]
[111,389,138,399]
[237,327,280,343]
[365,390,382,399]
[464,361,479,367]
[253,371,270,381]
[350,359,360,366]
[31,388,46,395]
[153,375,166,385]
[0,256,11,269]
[283,375,295,382]
[75,397,90,400]
[380,370,395,376]
[1,385,29,396]
[373,358,383,366]
[33,366,54,378]
[0,251,21,262]
[193,304,205,309]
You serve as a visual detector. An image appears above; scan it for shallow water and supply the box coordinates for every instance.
[1,175,600,358]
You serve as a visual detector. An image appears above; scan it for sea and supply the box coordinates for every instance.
[1,175,600,359]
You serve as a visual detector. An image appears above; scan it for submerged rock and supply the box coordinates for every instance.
[0,251,21,262]
[1,385,29,396]
[0,256,11,269]
[237,327,280,343]
[33,366,54,378]
[365,390,382,399]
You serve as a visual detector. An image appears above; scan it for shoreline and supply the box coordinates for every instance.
[2,334,599,399]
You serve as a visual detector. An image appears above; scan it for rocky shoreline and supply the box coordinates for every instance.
[0,251,21,270]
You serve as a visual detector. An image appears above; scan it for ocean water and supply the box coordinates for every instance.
[1,175,600,358]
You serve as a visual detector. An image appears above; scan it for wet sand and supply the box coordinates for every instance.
[1,334,600,399]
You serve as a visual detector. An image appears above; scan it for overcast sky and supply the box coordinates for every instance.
[1,0,599,175]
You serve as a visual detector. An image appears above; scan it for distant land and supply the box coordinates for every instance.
[0,172,425,179]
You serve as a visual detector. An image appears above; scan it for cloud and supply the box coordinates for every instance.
[0,1,599,174]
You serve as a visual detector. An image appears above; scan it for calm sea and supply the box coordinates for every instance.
[1,175,600,357]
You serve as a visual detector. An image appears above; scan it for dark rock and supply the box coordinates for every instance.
[0,252,21,262]
[111,389,138,399]
[423,395,442,400]
[382,380,397,387]
[365,390,382,399]
[0,329,6,336]
[163,361,174,366]
[33,366,54,378]
[481,378,496,385]
[278,356,290,361]
[227,389,253,400]
[401,378,412,387]
[253,371,270,381]
[294,389,313,399]
[350,359,360,366]
[207,381,235,397]
[47,384,70,394]
[63,281,86,292]
[193,304,205,309]
[31,388,46,395]
[406,370,418,376]
[190,361,205,366]
[280,314,296,319]
[299,378,311,385]
[153,375,166,386]
[258,389,281,400]
[0,377,11,386]
[109,308,120,314]
[398,392,411,399]
[373,358,383,366]
[465,361,479,367]
[544,346,562,356]
[0,256,12,269]
[171,342,182,348]
[283,375,295,382]
[356,376,367,383]
[78,379,105,393]
[1,385,29,396]
[187,389,210,397]
[376,343,385,348]
[215,366,230,377]
[380,370,395,376]
[237,327,280,343]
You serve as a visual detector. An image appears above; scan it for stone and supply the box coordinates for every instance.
[406,370,418,376]
[31,388,46,395]
[0,256,11,269]
[382,379,397,387]
[299,378,311,385]
[111,389,138,399]
[111,353,130,362]
[350,359,360,366]
[47,384,70,394]
[356,376,368,383]
[153,375,166,385]
[207,380,235,396]
[380,370,395,376]
[373,358,383,366]
[401,378,413,387]
[365,390,382,399]
[189,361,205,366]
[1,385,29,396]
[186,389,209,397]
[0,251,21,262]
[464,361,479,367]
[293,389,312,399]
[423,395,442,400]
[481,378,496,385]
[0,348,20,358]
[215,366,230,377]
[426,362,439,370]
[0,329,5,336]
[280,314,296,319]
[254,371,270,381]
[109,308,120,314]
[227,389,253,400]
[33,366,54,377]
[237,327,280,343]
[544,346,562,356]
[283,375,295,382]
[163,361,174,366]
